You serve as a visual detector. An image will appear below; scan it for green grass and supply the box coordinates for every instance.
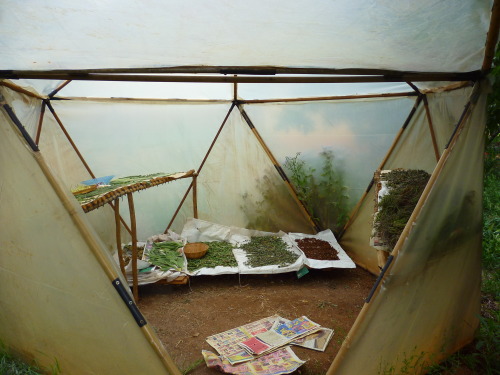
[0,350,43,375]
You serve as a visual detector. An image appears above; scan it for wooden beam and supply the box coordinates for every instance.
[127,193,139,302]
[0,66,483,78]
[35,101,46,145]
[0,80,45,99]
[241,92,417,104]
[423,95,441,162]
[482,0,500,71]
[48,80,72,98]
[1,71,482,83]
[114,198,127,278]
[165,103,236,232]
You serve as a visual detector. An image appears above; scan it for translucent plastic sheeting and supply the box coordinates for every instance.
[172,109,315,234]
[1,0,491,72]
[330,85,485,375]
[1,87,125,252]
[3,87,42,140]
[58,80,233,101]
[0,105,175,374]
[340,88,473,274]
[15,79,66,96]
[51,100,232,238]
[243,97,415,206]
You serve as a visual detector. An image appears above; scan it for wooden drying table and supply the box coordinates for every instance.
[77,170,197,300]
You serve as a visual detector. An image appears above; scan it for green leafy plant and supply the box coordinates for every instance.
[284,150,349,235]
[0,349,43,375]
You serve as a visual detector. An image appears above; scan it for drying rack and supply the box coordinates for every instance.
[76,170,197,300]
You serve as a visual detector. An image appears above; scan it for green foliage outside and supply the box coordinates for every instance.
[0,349,42,375]
[283,150,349,235]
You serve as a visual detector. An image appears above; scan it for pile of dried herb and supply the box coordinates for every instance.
[241,236,299,268]
[374,169,430,250]
[187,241,237,271]
[295,238,339,260]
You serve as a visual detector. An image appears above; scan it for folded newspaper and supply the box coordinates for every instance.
[204,315,334,374]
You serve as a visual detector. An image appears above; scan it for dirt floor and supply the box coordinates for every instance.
[138,267,375,374]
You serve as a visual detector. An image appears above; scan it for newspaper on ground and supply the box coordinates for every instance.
[238,316,321,357]
[291,328,334,352]
[203,346,305,375]
[206,315,280,365]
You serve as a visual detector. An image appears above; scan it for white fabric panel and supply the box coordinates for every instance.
[332,85,485,375]
[173,109,315,234]
[1,0,491,72]
[0,104,175,374]
[340,88,473,274]
[244,97,414,205]
[51,100,232,238]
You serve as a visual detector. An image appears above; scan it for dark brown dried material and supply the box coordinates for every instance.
[295,238,339,260]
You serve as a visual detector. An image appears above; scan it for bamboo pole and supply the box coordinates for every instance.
[165,103,236,232]
[328,83,479,374]
[405,81,421,94]
[238,104,319,232]
[2,71,482,84]
[482,0,500,71]
[127,193,139,301]
[192,174,198,219]
[45,100,95,178]
[0,80,45,99]
[35,101,46,145]
[242,92,418,104]
[48,80,72,98]
[114,198,127,277]
[52,96,231,104]
[423,95,441,162]
[35,151,181,375]
[339,95,424,239]
[233,76,238,101]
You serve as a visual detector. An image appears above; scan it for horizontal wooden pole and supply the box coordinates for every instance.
[241,92,417,104]
[1,71,482,83]
[53,96,232,103]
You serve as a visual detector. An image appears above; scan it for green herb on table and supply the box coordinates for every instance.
[241,236,298,268]
[147,241,184,271]
[187,241,237,271]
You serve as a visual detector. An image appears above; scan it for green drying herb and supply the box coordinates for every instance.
[147,241,184,271]
[374,169,430,250]
[74,173,176,203]
[187,241,237,271]
[241,236,299,268]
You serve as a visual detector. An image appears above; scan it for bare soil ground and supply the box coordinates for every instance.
[138,267,375,374]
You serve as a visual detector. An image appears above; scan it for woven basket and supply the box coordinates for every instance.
[183,243,209,259]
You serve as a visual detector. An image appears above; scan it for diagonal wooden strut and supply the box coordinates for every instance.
[165,103,236,232]
[237,104,319,233]
[44,99,133,236]
[339,94,424,239]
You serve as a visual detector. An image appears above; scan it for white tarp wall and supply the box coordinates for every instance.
[329,86,485,374]
[341,87,473,274]
[1,0,491,72]
[0,86,179,374]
